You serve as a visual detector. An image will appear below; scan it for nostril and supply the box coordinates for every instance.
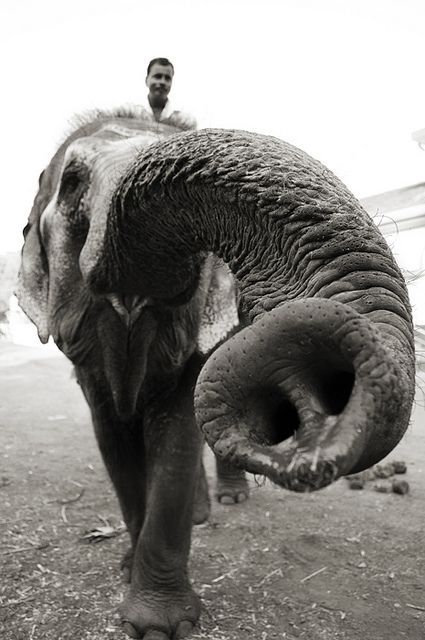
[238,364,355,449]
[319,370,355,414]
[272,398,300,443]
[243,389,300,447]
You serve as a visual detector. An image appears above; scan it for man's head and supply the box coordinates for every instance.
[146,57,174,109]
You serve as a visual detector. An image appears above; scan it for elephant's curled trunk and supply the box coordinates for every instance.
[80,128,415,490]
[196,298,410,490]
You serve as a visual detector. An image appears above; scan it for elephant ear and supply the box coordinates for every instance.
[16,168,55,344]
[16,218,50,344]
[197,256,240,354]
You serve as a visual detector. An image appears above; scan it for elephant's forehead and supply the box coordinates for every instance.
[93,122,163,144]
[59,130,159,205]
[64,127,159,169]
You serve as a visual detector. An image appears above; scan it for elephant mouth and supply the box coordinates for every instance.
[195,298,408,492]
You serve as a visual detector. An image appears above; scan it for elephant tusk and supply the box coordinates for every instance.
[105,293,152,326]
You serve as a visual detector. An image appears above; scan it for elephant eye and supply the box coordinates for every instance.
[22,222,31,239]
[57,159,89,207]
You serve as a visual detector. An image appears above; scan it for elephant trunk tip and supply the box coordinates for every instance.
[209,418,348,493]
[195,298,415,492]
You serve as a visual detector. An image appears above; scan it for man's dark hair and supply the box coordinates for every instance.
[147,58,174,75]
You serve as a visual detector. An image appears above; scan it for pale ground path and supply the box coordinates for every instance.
[0,340,424,639]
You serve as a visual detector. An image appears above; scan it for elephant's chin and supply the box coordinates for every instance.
[195,298,412,492]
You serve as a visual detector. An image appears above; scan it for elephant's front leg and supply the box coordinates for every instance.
[89,411,147,582]
[121,368,203,639]
[76,370,149,581]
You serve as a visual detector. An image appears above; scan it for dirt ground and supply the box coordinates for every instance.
[0,341,424,640]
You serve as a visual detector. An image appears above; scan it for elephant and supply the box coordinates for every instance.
[17,106,415,639]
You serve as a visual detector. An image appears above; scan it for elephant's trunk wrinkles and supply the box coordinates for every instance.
[83,129,415,490]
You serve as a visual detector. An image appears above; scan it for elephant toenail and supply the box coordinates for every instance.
[237,492,247,503]
[122,621,140,638]
[175,620,193,638]
[219,495,235,505]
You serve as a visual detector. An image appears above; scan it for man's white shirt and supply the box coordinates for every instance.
[141,97,197,131]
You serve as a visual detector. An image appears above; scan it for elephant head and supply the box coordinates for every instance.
[17,108,239,419]
[17,117,415,492]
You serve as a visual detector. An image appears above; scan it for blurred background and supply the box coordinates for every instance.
[0,0,424,356]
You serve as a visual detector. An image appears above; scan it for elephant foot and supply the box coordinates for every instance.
[121,548,134,583]
[120,586,201,639]
[216,469,249,505]
[192,491,210,524]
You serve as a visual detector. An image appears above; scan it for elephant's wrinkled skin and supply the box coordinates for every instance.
[17,107,415,639]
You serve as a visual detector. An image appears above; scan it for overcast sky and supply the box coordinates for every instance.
[1,0,425,254]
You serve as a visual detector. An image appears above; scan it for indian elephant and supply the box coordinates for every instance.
[17,106,415,639]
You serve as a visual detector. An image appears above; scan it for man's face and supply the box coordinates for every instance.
[146,63,174,107]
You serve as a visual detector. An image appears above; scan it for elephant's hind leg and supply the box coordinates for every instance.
[192,457,211,524]
[215,456,250,504]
